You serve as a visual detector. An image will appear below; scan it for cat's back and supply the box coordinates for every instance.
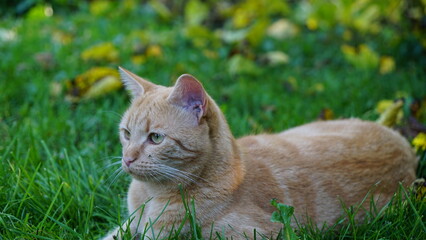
[236,119,417,225]
[238,119,415,168]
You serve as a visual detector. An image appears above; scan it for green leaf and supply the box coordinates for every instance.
[228,55,260,76]
[185,0,209,26]
[270,199,298,240]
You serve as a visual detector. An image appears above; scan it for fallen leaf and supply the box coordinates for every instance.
[89,0,113,16]
[233,7,252,28]
[341,44,379,70]
[318,108,334,120]
[49,82,63,97]
[228,54,260,76]
[185,25,217,48]
[376,99,394,114]
[259,51,289,66]
[149,0,171,20]
[283,76,298,92]
[84,76,122,99]
[306,17,318,30]
[219,28,249,44]
[379,56,395,74]
[66,67,121,102]
[131,55,146,65]
[307,83,324,95]
[267,19,298,39]
[376,99,404,127]
[52,30,73,45]
[185,0,209,26]
[81,42,119,63]
[146,44,162,58]
[411,178,426,201]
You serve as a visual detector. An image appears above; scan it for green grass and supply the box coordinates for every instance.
[1,2,426,239]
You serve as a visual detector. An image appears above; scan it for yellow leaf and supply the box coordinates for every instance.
[233,8,251,28]
[84,76,122,99]
[66,67,121,102]
[89,0,112,16]
[81,42,119,63]
[131,55,146,65]
[412,178,426,201]
[247,19,269,46]
[413,133,426,151]
[376,100,394,114]
[318,108,334,121]
[306,17,318,30]
[341,44,379,70]
[341,44,355,55]
[146,45,162,58]
[380,56,395,74]
[376,99,403,127]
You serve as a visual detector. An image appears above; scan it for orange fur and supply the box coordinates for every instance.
[103,68,417,239]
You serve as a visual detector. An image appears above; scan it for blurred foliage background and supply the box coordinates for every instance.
[1,0,425,133]
[1,0,426,239]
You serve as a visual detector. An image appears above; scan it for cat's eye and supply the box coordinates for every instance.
[149,133,164,144]
[122,129,131,140]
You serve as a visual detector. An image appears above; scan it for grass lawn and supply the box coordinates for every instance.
[1,1,425,239]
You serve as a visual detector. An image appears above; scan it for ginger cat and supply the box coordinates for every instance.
[103,67,417,239]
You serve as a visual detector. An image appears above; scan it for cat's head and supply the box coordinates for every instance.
[118,67,215,185]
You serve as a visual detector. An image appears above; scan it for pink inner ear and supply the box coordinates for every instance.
[169,74,207,122]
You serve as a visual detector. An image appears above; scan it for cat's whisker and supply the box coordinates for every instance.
[160,164,210,185]
[154,167,187,185]
[174,168,210,184]
[157,165,200,186]
[102,160,123,170]
[155,168,183,185]
[106,167,125,188]
[150,170,162,183]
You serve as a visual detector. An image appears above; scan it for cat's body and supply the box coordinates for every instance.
[103,68,417,239]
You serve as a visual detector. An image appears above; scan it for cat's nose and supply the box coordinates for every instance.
[123,156,136,167]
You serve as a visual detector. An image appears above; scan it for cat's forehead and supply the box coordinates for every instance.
[122,86,173,127]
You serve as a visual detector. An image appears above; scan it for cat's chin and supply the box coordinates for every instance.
[127,171,159,182]
[123,167,165,183]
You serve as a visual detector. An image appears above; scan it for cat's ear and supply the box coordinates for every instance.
[118,67,156,98]
[168,74,208,124]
